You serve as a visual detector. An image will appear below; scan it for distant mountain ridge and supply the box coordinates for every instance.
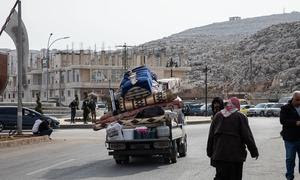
[140,12,300,94]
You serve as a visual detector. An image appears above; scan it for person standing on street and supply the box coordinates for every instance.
[75,94,79,110]
[89,97,97,123]
[35,93,43,114]
[81,92,90,124]
[69,97,78,124]
[207,97,259,180]
[211,97,225,117]
[280,91,300,180]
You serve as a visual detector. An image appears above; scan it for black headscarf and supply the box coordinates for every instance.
[211,97,224,116]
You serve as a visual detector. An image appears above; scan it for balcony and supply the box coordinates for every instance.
[30,84,41,91]
[66,82,119,89]
[28,69,43,74]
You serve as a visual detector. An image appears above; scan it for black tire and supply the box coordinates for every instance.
[0,122,4,132]
[115,159,122,164]
[163,157,170,164]
[179,136,187,158]
[170,140,178,163]
[123,156,130,164]
[259,111,264,117]
[114,155,129,164]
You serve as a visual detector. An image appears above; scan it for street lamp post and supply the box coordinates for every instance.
[167,57,177,78]
[45,34,70,102]
[204,65,208,116]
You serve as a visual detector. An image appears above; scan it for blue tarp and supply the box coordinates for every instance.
[120,66,157,98]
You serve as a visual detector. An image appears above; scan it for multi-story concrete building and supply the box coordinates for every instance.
[1,47,191,105]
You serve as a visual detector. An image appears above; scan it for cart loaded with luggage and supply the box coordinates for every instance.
[93,66,187,164]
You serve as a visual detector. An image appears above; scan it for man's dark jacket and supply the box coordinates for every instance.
[38,120,50,132]
[280,102,300,141]
[207,111,259,163]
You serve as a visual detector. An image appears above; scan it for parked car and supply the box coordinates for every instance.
[239,99,250,105]
[240,105,255,115]
[278,96,292,103]
[199,103,213,116]
[247,103,275,117]
[0,106,60,132]
[183,103,203,116]
[265,103,286,117]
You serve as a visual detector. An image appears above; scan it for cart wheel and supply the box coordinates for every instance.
[170,140,178,163]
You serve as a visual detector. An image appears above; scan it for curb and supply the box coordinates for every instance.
[59,124,93,129]
[0,135,50,148]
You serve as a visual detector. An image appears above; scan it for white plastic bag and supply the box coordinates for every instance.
[106,122,124,140]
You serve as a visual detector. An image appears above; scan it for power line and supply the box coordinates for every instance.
[116,43,134,72]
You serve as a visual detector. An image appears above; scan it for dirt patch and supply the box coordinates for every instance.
[0,134,35,142]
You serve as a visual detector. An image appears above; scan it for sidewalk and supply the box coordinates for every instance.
[58,116,212,129]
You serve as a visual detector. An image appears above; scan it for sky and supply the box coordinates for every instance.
[0,0,299,51]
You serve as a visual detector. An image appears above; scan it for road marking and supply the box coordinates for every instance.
[26,159,76,176]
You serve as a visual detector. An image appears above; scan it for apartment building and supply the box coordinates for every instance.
[1,47,191,105]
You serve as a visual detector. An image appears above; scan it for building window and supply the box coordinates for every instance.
[13,93,15,99]
[22,92,24,98]
[68,90,71,97]
[76,74,79,82]
[4,93,6,99]
[50,91,53,97]
[28,79,30,84]
[8,94,10,99]
[32,92,35,98]
[44,92,46,97]
[61,74,64,83]
[73,70,75,82]
[61,90,64,97]
[67,71,70,82]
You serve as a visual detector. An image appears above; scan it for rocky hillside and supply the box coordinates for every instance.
[140,12,300,94]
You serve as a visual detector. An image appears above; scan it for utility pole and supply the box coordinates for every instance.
[116,43,133,72]
[17,0,23,135]
[167,57,177,78]
[141,45,146,65]
[46,34,70,102]
[249,58,253,93]
[204,65,208,116]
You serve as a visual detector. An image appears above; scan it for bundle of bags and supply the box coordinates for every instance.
[93,65,183,131]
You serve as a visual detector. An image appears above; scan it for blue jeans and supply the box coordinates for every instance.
[284,140,300,180]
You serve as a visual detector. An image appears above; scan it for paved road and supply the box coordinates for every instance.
[0,117,297,180]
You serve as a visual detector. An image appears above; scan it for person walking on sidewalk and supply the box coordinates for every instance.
[207,97,259,180]
[280,91,300,180]
[81,92,90,124]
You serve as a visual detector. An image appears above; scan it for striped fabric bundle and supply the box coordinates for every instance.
[119,115,167,127]
[119,91,169,112]
[124,87,151,100]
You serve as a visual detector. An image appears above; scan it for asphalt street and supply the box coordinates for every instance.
[0,117,297,180]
